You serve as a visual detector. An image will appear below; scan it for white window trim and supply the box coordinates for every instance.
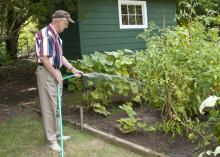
[118,0,148,29]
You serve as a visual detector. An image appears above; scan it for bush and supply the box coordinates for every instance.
[136,19,220,137]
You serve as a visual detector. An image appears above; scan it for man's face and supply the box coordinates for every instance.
[58,18,69,32]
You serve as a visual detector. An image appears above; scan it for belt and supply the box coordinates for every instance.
[38,63,60,69]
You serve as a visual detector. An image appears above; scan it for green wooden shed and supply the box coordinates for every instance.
[59,0,176,59]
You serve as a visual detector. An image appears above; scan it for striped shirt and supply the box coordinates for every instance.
[35,24,63,68]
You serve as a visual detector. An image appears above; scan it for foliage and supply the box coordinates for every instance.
[18,17,38,55]
[136,18,220,140]
[78,50,135,77]
[177,0,220,25]
[68,50,142,116]
[117,103,155,133]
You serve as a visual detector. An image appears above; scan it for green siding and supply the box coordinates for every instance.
[77,0,176,54]
[60,23,81,59]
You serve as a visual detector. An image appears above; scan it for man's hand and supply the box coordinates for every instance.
[72,69,83,78]
[54,71,63,84]
[62,56,83,78]
[40,56,63,84]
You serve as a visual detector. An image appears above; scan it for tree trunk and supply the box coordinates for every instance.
[6,32,19,60]
[6,8,27,60]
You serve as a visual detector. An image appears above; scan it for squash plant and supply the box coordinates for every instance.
[67,50,142,116]
[117,103,155,133]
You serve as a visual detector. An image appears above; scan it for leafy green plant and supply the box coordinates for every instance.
[116,103,155,133]
[67,50,141,116]
[135,17,220,139]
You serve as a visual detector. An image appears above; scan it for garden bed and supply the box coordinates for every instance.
[0,60,198,157]
[61,91,197,157]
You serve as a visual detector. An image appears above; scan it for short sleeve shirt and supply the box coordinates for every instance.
[35,24,63,68]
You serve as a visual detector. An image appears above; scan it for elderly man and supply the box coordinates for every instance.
[35,10,82,152]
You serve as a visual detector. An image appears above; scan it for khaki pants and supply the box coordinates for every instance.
[36,66,63,144]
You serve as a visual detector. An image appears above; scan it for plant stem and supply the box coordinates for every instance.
[171,106,206,140]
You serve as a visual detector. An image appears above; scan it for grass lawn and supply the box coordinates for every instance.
[0,114,142,157]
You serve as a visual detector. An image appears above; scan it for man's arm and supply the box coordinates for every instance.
[62,56,77,72]
[62,56,83,77]
[40,56,62,84]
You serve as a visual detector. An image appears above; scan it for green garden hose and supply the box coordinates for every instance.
[57,74,75,157]
[56,72,136,157]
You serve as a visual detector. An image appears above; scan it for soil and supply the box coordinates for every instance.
[64,106,197,157]
[0,59,198,157]
[0,60,38,122]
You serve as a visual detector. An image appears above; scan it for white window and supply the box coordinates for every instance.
[118,0,148,29]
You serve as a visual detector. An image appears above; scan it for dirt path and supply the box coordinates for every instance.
[0,60,38,122]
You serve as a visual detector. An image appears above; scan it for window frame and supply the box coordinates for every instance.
[118,0,148,29]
